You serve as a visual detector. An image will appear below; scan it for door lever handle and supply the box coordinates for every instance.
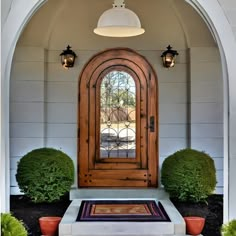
[149,116,155,132]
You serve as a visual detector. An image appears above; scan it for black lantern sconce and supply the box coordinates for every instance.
[161,45,179,68]
[60,45,77,69]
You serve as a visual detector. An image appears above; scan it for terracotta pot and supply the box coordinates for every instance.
[39,216,62,236]
[184,216,205,235]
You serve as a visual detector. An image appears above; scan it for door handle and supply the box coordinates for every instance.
[149,116,155,132]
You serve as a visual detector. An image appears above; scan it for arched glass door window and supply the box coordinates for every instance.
[100,71,136,158]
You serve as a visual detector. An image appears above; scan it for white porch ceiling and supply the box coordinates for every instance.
[17,0,216,50]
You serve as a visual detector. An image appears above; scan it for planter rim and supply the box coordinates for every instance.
[39,216,62,221]
[184,216,206,220]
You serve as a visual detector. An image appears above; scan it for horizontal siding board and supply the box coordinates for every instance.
[191,124,223,138]
[10,81,44,102]
[190,47,220,62]
[46,124,77,138]
[190,62,222,82]
[46,138,77,158]
[213,157,224,170]
[10,157,21,170]
[191,81,223,103]
[215,187,223,194]
[10,102,44,123]
[159,138,187,156]
[191,138,223,157]
[13,47,45,62]
[191,103,223,123]
[216,170,223,187]
[10,138,44,157]
[46,103,77,123]
[46,82,77,103]
[158,64,187,83]
[47,63,78,82]
[10,170,17,186]
[160,124,187,138]
[10,123,44,138]
[159,104,187,124]
[159,83,187,104]
[11,62,45,81]
[11,186,22,195]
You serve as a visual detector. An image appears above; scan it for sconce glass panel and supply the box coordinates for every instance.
[60,45,77,68]
[161,45,178,68]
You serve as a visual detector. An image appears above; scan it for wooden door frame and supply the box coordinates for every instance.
[78,48,159,187]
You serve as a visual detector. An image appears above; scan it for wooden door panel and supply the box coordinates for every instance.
[78,48,158,188]
[79,170,148,187]
[80,179,148,188]
[79,170,148,180]
[89,169,148,178]
[94,162,140,170]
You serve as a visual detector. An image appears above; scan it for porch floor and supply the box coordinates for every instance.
[59,188,187,236]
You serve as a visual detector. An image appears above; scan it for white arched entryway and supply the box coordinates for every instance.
[1,0,236,221]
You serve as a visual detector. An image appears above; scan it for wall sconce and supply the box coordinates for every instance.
[161,45,179,68]
[60,45,77,69]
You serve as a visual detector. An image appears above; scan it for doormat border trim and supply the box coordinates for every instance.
[76,200,171,222]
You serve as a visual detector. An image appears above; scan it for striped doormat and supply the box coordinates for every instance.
[76,200,170,222]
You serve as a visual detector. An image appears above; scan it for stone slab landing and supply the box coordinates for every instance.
[59,189,186,236]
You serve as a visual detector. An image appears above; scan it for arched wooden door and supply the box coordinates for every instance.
[78,48,158,188]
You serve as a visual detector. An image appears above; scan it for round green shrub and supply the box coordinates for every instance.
[221,219,236,236]
[1,213,27,236]
[16,148,74,203]
[161,148,216,202]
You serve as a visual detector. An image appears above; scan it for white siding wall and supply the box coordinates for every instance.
[45,50,100,188]
[10,47,46,194]
[190,47,223,193]
[10,46,223,194]
[151,50,189,182]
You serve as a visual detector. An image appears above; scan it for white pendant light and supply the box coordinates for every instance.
[94,0,145,37]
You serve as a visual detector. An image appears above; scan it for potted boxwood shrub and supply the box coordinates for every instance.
[16,147,74,235]
[1,213,28,236]
[221,219,236,236]
[161,148,217,235]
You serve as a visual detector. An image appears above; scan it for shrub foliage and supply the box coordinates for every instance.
[16,148,74,203]
[161,148,216,202]
[1,213,27,236]
[221,219,236,236]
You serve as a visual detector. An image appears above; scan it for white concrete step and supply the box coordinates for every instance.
[59,198,186,236]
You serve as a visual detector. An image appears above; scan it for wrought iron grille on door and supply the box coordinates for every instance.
[100,70,136,159]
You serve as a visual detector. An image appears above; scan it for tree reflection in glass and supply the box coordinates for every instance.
[100,71,136,158]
